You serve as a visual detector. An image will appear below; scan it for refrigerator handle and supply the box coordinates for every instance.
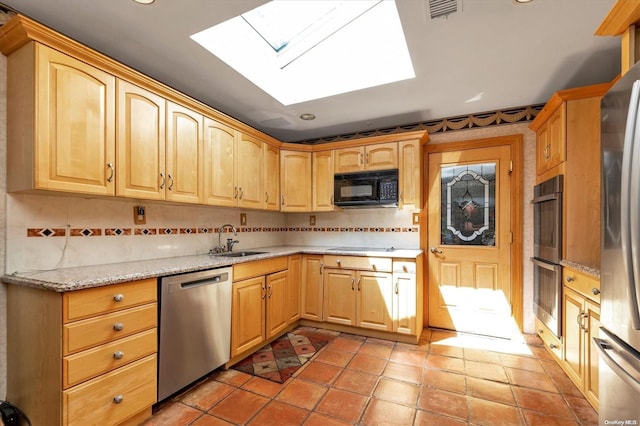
[620,80,640,329]
[594,330,640,394]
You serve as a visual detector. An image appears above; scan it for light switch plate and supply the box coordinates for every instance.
[412,213,420,225]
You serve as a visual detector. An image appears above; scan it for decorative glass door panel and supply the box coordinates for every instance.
[441,163,496,246]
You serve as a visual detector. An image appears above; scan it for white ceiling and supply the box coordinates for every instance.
[0,0,621,143]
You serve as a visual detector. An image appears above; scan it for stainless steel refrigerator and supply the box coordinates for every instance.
[599,65,640,424]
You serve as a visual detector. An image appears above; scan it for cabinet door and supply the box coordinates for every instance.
[393,272,417,335]
[236,134,264,209]
[312,150,335,211]
[562,287,585,389]
[203,118,237,207]
[166,102,203,203]
[584,299,600,408]
[547,105,566,170]
[287,255,302,323]
[399,140,420,209]
[116,80,165,200]
[281,150,312,212]
[301,255,324,321]
[266,271,289,339]
[231,276,265,356]
[264,144,280,211]
[366,142,397,170]
[535,121,550,176]
[335,146,365,173]
[357,271,393,331]
[323,269,356,326]
[36,45,116,195]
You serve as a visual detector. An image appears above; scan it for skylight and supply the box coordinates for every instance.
[190,0,415,106]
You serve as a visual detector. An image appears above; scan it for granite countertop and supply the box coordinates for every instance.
[559,260,600,279]
[1,245,423,292]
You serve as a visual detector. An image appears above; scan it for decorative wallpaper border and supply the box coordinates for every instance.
[299,104,544,144]
[27,226,419,237]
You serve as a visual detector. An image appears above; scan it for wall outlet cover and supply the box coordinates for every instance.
[310,215,316,226]
[240,213,247,226]
[134,205,146,225]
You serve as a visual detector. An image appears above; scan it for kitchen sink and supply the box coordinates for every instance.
[216,251,266,257]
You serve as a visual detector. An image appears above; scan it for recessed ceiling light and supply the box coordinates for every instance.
[513,0,533,3]
[133,0,155,4]
[300,113,316,121]
[191,0,415,106]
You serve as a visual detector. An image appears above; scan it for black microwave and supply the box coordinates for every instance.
[334,169,398,207]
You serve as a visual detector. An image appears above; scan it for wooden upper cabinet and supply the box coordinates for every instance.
[280,150,312,212]
[236,134,264,209]
[334,142,397,173]
[536,104,566,177]
[116,80,166,200]
[9,43,116,195]
[263,144,280,211]
[312,150,335,211]
[398,140,421,209]
[203,118,238,207]
[166,102,204,204]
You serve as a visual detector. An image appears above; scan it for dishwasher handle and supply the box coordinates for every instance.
[166,271,231,294]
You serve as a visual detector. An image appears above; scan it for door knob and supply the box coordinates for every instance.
[430,247,443,254]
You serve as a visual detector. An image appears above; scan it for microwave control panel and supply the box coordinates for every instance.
[380,180,398,201]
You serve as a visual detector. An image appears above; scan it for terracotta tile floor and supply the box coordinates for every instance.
[142,327,598,425]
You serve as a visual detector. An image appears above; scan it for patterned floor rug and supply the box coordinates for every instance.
[231,329,333,383]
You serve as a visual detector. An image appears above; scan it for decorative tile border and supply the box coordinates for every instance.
[27,226,419,237]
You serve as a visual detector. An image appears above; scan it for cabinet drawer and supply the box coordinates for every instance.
[63,303,157,355]
[535,317,562,361]
[233,256,288,281]
[63,354,157,426]
[393,260,417,274]
[63,328,157,389]
[64,278,157,322]
[563,268,600,304]
[324,255,392,272]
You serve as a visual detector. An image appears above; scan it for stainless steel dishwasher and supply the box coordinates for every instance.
[158,266,232,401]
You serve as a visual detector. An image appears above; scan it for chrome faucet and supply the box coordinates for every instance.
[214,223,237,253]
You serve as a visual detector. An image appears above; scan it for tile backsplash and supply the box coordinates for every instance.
[6,193,420,274]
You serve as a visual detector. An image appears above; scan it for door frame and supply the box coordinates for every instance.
[421,134,524,332]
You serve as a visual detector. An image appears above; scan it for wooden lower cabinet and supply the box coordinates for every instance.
[7,278,158,426]
[230,256,300,359]
[301,255,324,321]
[562,277,600,409]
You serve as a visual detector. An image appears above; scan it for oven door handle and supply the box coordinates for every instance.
[531,257,561,272]
[531,192,561,204]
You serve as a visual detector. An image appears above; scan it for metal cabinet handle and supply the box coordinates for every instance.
[320,263,324,275]
[430,247,443,254]
[113,351,124,360]
[234,187,238,199]
[113,322,124,331]
[365,153,369,164]
[359,153,364,165]
[238,187,243,199]
[262,284,266,300]
[592,287,601,295]
[167,173,174,190]
[395,280,399,295]
[565,275,575,283]
[113,294,124,302]
[268,284,272,298]
[351,278,355,290]
[106,162,114,183]
[113,395,124,404]
[357,278,361,291]
[281,195,284,205]
[160,172,166,189]
[265,192,269,203]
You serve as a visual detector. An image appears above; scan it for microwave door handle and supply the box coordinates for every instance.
[621,80,640,329]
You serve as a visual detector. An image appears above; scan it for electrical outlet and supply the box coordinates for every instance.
[134,205,146,225]
[240,213,247,226]
[310,215,316,226]
[412,213,420,225]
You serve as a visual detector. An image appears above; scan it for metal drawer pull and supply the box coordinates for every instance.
[113,294,124,302]
[113,351,124,360]
[549,343,557,349]
[113,322,124,331]
[113,395,124,404]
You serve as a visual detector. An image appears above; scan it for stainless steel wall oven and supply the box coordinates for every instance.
[532,175,563,337]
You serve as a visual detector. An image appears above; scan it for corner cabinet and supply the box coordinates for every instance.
[7,279,158,426]
[8,42,116,195]
[280,150,312,212]
[535,104,566,178]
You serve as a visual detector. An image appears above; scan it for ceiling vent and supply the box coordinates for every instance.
[427,0,458,19]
